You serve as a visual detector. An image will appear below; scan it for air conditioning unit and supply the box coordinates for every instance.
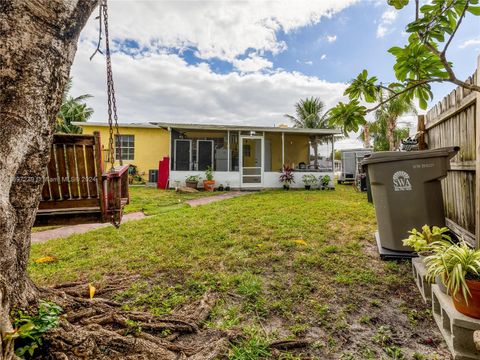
[148,170,158,183]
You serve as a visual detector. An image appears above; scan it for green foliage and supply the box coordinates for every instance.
[205,166,214,181]
[328,100,367,134]
[425,241,480,302]
[321,175,331,187]
[402,225,451,253]
[344,70,379,103]
[284,97,330,129]
[388,0,409,9]
[5,301,63,359]
[56,78,93,134]
[302,174,318,186]
[186,175,201,182]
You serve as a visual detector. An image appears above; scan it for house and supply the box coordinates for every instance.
[76,122,341,189]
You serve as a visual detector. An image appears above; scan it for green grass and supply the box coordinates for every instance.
[28,186,441,358]
[124,186,225,215]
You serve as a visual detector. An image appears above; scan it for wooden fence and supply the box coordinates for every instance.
[419,57,480,247]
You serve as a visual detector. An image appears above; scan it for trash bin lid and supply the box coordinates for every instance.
[361,146,459,166]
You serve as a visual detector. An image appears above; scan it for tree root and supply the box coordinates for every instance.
[34,280,238,360]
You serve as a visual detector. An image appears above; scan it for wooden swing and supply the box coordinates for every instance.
[35,0,129,228]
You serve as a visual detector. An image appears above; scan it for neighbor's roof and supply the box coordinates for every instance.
[76,121,342,135]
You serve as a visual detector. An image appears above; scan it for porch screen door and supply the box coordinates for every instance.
[197,140,214,171]
[174,139,191,170]
[241,137,263,186]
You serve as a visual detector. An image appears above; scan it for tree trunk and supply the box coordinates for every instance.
[386,116,396,151]
[0,0,98,356]
[363,123,371,148]
[312,136,318,167]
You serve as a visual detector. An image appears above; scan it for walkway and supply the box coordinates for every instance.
[31,212,146,244]
[31,192,251,243]
[185,191,249,207]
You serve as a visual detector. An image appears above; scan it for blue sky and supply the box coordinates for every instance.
[71,0,480,148]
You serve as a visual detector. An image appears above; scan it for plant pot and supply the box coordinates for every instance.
[283,184,290,190]
[418,251,434,262]
[304,185,311,190]
[452,279,480,319]
[185,181,198,189]
[225,186,231,191]
[203,180,215,192]
[218,185,224,191]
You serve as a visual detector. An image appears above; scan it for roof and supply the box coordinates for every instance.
[76,121,342,135]
[153,122,341,135]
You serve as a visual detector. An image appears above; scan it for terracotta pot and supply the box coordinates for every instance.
[203,180,215,192]
[452,279,480,319]
[185,181,198,189]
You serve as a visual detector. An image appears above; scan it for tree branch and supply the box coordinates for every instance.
[442,0,470,55]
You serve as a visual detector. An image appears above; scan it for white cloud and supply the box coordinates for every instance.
[376,9,397,38]
[320,54,327,60]
[326,35,337,43]
[305,60,313,65]
[80,0,357,62]
[232,54,273,73]
[70,41,348,126]
[459,37,480,49]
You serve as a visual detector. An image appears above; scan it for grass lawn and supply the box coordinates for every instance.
[29,186,447,359]
[124,186,225,215]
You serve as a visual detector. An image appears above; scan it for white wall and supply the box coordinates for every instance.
[264,171,335,189]
[170,171,240,189]
[170,170,334,189]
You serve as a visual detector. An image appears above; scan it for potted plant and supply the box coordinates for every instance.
[402,225,451,259]
[225,181,231,191]
[218,184,224,191]
[185,175,200,189]
[203,166,215,191]
[320,175,331,190]
[279,165,294,190]
[425,241,480,318]
[302,174,317,190]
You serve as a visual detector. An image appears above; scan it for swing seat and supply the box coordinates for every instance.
[35,132,129,227]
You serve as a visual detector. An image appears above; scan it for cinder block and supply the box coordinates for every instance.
[431,285,480,360]
[412,257,432,303]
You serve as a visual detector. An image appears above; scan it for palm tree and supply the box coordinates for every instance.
[374,92,416,151]
[284,97,331,166]
[56,78,94,134]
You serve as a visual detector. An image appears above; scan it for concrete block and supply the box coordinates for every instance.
[412,257,432,304]
[431,284,480,360]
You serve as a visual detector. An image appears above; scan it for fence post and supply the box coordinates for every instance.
[476,55,480,249]
[417,115,426,150]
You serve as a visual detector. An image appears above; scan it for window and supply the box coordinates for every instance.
[115,135,134,160]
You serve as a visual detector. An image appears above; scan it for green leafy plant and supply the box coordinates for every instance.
[186,175,201,182]
[302,174,318,186]
[204,166,214,181]
[425,241,480,302]
[402,225,451,253]
[321,175,331,187]
[4,301,63,358]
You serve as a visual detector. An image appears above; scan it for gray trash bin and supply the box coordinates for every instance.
[362,147,459,256]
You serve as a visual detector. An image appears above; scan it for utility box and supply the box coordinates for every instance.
[362,147,459,257]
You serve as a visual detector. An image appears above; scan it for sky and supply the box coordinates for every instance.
[70,0,480,149]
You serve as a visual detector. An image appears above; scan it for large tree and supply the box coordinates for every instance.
[284,97,331,167]
[0,0,98,357]
[329,0,480,134]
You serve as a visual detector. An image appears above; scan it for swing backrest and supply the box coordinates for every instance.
[35,132,107,226]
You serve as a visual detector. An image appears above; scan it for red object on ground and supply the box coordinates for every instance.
[158,157,170,189]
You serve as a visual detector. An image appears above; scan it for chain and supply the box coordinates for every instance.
[101,0,122,170]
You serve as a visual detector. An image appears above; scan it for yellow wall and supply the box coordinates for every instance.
[284,134,310,168]
[79,124,170,180]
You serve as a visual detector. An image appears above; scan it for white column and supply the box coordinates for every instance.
[227,130,230,172]
[281,132,285,166]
